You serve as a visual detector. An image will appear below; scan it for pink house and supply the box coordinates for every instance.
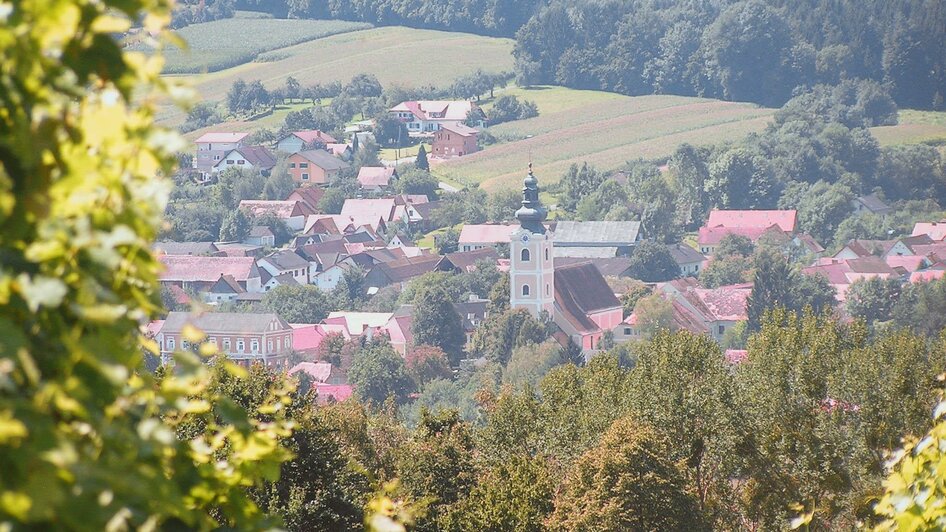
[803,257,898,301]
[458,224,517,252]
[706,209,798,232]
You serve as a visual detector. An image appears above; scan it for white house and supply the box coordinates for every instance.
[212,146,276,176]
[389,100,485,136]
[275,130,339,154]
[257,250,312,286]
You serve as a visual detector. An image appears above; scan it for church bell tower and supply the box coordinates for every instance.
[510,165,554,318]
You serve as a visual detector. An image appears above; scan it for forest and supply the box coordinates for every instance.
[195,0,946,110]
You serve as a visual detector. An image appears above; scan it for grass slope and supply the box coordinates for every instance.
[870,109,946,147]
[160,24,515,126]
[143,15,371,74]
[434,91,774,191]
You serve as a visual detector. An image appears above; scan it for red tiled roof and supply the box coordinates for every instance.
[439,122,478,136]
[913,222,946,241]
[698,225,782,246]
[686,285,750,322]
[288,361,333,383]
[240,200,314,219]
[725,349,748,364]
[291,130,338,144]
[706,209,798,232]
[458,224,516,245]
[291,324,330,353]
[886,255,928,272]
[554,263,621,333]
[911,270,946,283]
[315,384,353,403]
[159,255,257,282]
[357,167,397,188]
[341,198,397,222]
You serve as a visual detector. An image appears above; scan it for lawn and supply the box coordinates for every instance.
[433,92,775,191]
[180,102,319,142]
[870,109,946,147]
[135,14,372,74]
[158,25,515,127]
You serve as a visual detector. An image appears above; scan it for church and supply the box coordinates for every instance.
[510,166,623,352]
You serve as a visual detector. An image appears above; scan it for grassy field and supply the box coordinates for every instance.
[158,24,515,127]
[137,14,371,74]
[870,109,946,146]
[433,92,774,191]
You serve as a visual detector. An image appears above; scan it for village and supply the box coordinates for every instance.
[148,99,946,404]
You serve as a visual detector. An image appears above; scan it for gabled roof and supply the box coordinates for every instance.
[341,198,397,222]
[555,257,634,277]
[154,241,219,256]
[327,311,393,333]
[217,145,276,170]
[240,200,314,219]
[294,149,350,171]
[554,263,622,333]
[706,209,798,232]
[316,384,353,403]
[290,324,330,352]
[261,249,309,271]
[372,255,442,284]
[271,273,300,286]
[438,122,479,136]
[195,132,248,144]
[667,243,705,265]
[288,361,334,383]
[552,221,642,246]
[685,286,751,322]
[913,221,946,241]
[357,167,397,188]
[326,143,352,157]
[698,224,783,246]
[283,130,338,145]
[853,193,892,214]
[159,255,259,283]
[438,248,499,273]
[390,100,476,121]
[249,225,274,238]
[209,274,244,294]
[286,187,325,211]
[161,311,290,334]
[458,224,516,245]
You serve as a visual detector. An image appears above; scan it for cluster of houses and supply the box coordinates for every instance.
[188,99,485,186]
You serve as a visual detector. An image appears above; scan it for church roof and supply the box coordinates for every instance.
[554,262,621,333]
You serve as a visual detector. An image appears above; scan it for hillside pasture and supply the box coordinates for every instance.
[159,25,515,127]
[870,109,946,147]
[138,16,372,74]
[434,95,774,190]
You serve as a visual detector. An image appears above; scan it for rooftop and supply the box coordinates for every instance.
[161,311,290,334]
[706,209,798,232]
[553,220,641,246]
[195,132,249,144]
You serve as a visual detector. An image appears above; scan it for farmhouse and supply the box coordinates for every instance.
[432,122,479,158]
[275,130,339,154]
[287,149,351,185]
[458,224,516,252]
[389,100,486,135]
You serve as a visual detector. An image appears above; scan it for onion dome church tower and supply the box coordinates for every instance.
[510,165,555,318]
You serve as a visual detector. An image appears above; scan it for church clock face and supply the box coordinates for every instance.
[520,234,530,243]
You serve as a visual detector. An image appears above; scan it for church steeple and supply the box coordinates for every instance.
[515,163,547,234]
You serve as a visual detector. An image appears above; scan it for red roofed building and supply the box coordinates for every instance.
[912,221,946,241]
[432,122,478,158]
[911,270,946,283]
[239,200,315,231]
[315,384,353,404]
[458,224,516,252]
[286,187,325,213]
[159,255,263,294]
[389,100,486,135]
[803,257,898,301]
[357,167,398,191]
[706,209,798,232]
[657,279,751,341]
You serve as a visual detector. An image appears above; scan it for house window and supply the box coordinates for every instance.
[209,336,217,346]
[223,338,231,351]
[226,159,234,164]
[718,325,725,335]
[213,155,220,160]
[276,338,281,351]
[286,336,291,349]
[237,160,245,165]
[624,327,632,335]
[545,248,549,261]
[167,337,175,350]
[522,284,530,296]
[299,163,308,169]
[267,340,273,352]
[181,340,190,350]
[520,248,530,262]
[236,339,245,352]
[251,340,259,353]
[302,173,309,181]
[290,162,296,168]
[546,284,550,296]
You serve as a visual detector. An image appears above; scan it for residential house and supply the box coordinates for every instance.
[364,254,442,290]
[304,214,387,236]
[912,221,946,241]
[431,122,478,158]
[214,242,264,258]
[257,249,311,286]
[287,149,351,185]
[239,199,315,232]
[193,132,248,180]
[159,255,262,294]
[325,143,353,160]
[706,209,798,232]
[275,130,339,154]
[389,100,486,135]
[153,241,219,256]
[668,243,706,276]
[614,297,709,342]
[833,235,934,260]
[851,193,893,215]
[357,166,398,191]
[803,256,899,301]
[383,310,413,356]
[204,274,245,304]
[698,224,783,256]
[286,187,325,213]
[658,278,751,341]
[288,362,345,386]
[436,248,500,275]
[212,145,276,176]
[244,225,275,247]
[552,220,642,258]
[453,297,490,348]
[156,311,293,368]
[340,198,402,224]
[458,224,516,252]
